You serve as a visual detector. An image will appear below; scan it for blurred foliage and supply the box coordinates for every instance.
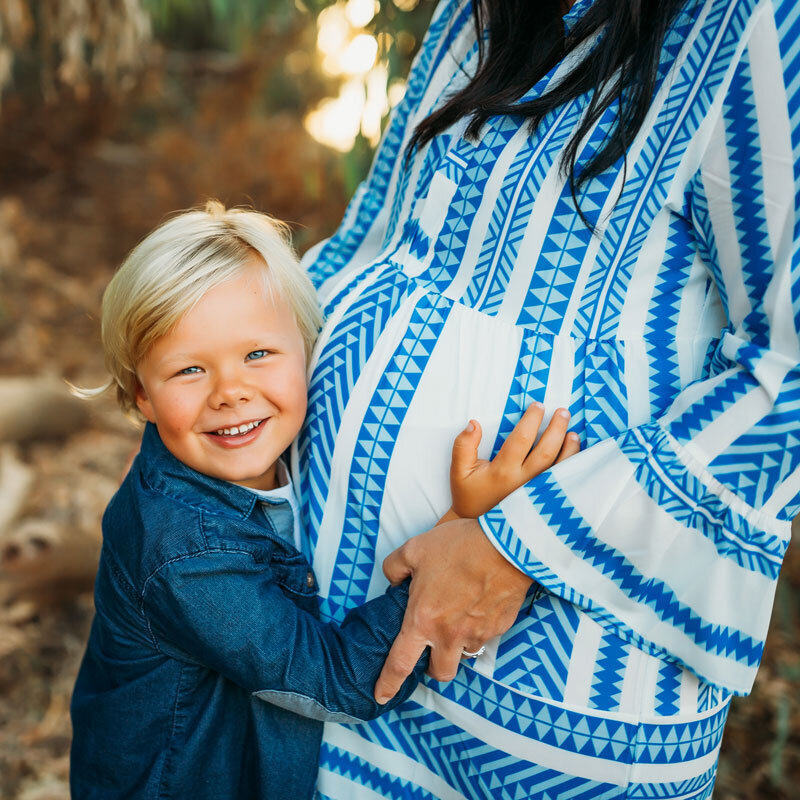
[142,0,300,50]
[0,0,436,189]
[142,0,435,66]
[140,0,436,188]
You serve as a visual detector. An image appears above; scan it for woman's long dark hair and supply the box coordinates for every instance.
[407,0,688,224]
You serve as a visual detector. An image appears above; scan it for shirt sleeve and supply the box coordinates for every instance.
[302,0,472,301]
[142,551,424,721]
[479,2,800,696]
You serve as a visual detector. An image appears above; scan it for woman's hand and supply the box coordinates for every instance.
[374,517,532,703]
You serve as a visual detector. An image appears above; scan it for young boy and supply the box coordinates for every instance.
[70,201,578,800]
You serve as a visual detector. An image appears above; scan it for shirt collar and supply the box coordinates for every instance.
[239,461,295,505]
[136,422,261,520]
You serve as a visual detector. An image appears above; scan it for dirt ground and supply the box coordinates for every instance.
[0,59,798,800]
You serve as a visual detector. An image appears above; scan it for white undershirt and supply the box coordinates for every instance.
[237,460,302,551]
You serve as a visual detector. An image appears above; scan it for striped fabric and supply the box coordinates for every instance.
[294,0,800,795]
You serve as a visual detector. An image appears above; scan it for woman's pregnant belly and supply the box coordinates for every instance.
[296,262,729,760]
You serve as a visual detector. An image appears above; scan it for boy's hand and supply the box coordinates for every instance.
[450,403,579,518]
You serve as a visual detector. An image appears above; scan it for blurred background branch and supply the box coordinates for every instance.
[0,0,150,101]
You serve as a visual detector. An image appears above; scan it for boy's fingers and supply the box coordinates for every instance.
[522,408,570,475]
[450,419,482,478]
[555,432,581,463]
[383,544,413,586]
[495,402,545,466]
[374,627,428,703]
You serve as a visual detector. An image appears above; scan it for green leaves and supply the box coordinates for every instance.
[142,0,300,50]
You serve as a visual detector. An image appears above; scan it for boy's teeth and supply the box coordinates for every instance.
[215,420,260,436]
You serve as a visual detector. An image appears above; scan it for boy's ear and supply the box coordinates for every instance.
[135,381,156,424]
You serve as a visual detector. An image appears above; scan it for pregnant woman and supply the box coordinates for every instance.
[296,0,800,796]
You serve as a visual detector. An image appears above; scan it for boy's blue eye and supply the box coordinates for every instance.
[246,350,269,361]
[177,366,202,375]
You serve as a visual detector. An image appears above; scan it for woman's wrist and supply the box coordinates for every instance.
[436,507,461,525]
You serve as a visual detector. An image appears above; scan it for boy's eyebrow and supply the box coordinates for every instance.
[157,353,200,363]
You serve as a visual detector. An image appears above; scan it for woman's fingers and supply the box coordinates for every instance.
[555,431,581,463]
[495,401,545,466]
[427,641,464,683]
[521,408,570,476]
[450,419,483,480]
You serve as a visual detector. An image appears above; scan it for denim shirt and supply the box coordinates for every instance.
[70,423,425,800]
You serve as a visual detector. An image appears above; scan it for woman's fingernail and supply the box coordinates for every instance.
[532,401,544,409]
[465,420,475,432]
[376,694,390,705]
[558,409,570,419]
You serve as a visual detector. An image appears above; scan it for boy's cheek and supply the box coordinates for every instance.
[273,369,309,423]
[139,385,200,434]
[296,385,309,418]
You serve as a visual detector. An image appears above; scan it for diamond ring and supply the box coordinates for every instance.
[461,646,486,658]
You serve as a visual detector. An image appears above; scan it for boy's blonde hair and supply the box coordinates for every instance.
[91,200,322,417]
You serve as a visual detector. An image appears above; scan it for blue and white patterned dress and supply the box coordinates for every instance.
[294,0,800,796]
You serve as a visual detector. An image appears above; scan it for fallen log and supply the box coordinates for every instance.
[0,376,90,443]
[1,519,100,621]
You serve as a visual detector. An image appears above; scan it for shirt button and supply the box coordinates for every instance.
[306,571,315,589]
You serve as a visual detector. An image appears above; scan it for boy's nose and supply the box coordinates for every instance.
[209,377,255,408]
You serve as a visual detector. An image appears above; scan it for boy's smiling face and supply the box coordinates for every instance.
[135,260,308,491]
